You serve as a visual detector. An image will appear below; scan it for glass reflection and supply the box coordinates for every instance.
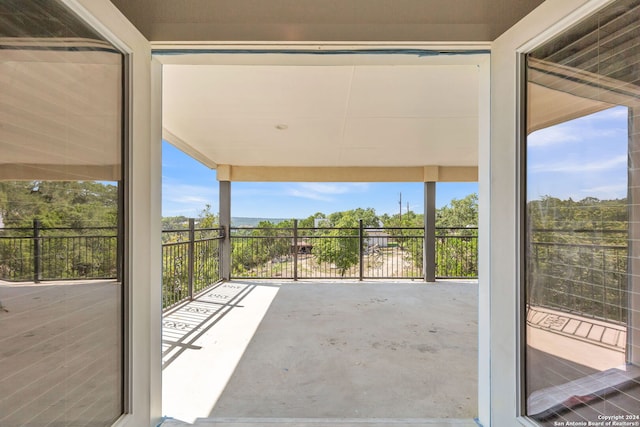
[526,107,633,421]
[525,0,640,424]
[0,1,124,426]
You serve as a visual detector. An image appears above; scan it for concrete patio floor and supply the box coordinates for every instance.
[161,280,479,426]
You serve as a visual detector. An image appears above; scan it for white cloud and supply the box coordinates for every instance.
[528,126,580,147]
[589,106,628,121]
[286,189,333,202]
[299,183,369,194]
[528,106,628,148]
[530,154,627,173]
[579,182,627,199]
[162,181,218,216]
[285,183,370,201]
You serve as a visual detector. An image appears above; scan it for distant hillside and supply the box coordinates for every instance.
[232,217,291,227]
[162,215,292,229]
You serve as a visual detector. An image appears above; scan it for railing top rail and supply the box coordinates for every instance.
[229,226,478,230]
[531,241,627,250]
[231,226,358,230]
[162,226,222,232]
[531,228,627,233]
[0,225,117,231]
[436,226,478,230]
[163,240,188,248]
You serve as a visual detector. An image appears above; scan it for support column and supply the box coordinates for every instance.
[629,107,640,366]
[424,181,436,282]
[219,180,231,281]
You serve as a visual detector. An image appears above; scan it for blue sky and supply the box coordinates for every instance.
[162,105,628,218]
[162,142,478,218]
[527,105,628,201]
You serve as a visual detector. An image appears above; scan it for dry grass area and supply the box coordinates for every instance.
[243,248,422,279]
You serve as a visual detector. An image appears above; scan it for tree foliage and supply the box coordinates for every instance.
[0,181,120,281]
[381,210,423,228]
[327,208,380,228]
[314,212,361,277]
[526,195,628,322]
[0,180,118,228]
[162,215,190,231]
[528,196,627,244]
[231,220,291,275]
[437,193,478,228]
[380,193,479,275]
[162,205,222,307]
[196,204,218,229]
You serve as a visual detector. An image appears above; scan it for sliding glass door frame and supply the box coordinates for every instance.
[57,1,161,426]
[515,0,633,424]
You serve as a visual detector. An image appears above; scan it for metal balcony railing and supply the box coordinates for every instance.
[528,240,628,324]
[3,220,630,323]
[162,220,224,310]
[230,222,478,280]
[0,220,224,311]
[0,220,119,282]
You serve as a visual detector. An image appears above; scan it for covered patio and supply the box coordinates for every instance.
[158,50,488,283]
[154,50,487,425]
[161,279,479,426]
[5,1,640,426]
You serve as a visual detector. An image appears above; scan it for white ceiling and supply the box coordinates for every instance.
[162,53,484,170]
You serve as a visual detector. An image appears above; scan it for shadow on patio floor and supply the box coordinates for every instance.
[162,280,478,425]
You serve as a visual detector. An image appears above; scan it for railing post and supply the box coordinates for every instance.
[293,219,298,281]
[359,219,364,281]
[33,219,41,283]
[188,218,195,300]
[116,181,123,282]
[218,227,225,282]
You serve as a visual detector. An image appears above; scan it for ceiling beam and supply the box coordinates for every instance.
[216,165,478,182]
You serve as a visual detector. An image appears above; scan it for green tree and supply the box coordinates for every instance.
[162,215,190,231]
[437,193,478,228]
[298,212,327,228]
[231,220,291,275]
[433,193,478,277]
[384,194,478,276]
[193,205,221,290]
[0,180,118,228]
[381,210,423,228]
[196,204,218,229]
[0,180,120,281]
[526,195,628,322]
[314,212,361,277]
[328,207,379,228]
